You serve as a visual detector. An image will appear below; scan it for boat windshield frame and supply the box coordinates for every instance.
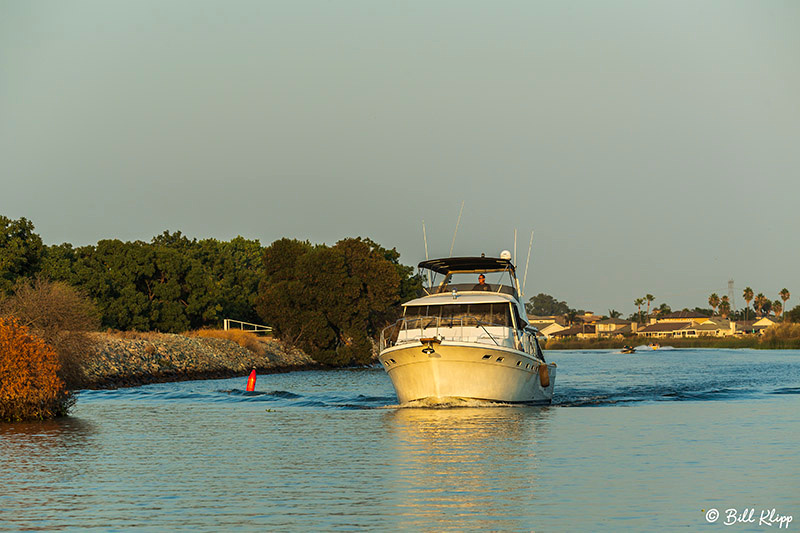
[418,257,520,298]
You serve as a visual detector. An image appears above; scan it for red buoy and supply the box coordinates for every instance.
[246,369,257,391]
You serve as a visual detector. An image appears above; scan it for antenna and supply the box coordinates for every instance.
[422,220,432,287]
[449,200,464,257]
[422,220,429,261]
[513,229,517,266]
[522,230,534,296]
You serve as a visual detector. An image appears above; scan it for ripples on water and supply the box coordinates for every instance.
[2,349,799,531]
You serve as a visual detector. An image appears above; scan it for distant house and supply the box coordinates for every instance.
[636,321,693,338]
[637,316,735,338]
[527,315,567,339]
[734,316,778,335]
[550,324,596,339]
[653,311,709,324]
[596,318,635,338]
[577,312,602,324]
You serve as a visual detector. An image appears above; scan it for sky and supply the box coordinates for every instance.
[2,1,799,315]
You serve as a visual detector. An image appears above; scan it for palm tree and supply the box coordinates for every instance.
[773,300,783,318]
[608,309,621,319]
[645,294,655,317]
[634,298,644,323]
[719,296,731,319]
[708,293,720,316]
[743,287,754,321]
[780,288,791,321]
[564,309,579,326]
[755,293,767,317]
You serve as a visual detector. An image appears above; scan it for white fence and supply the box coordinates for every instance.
[223,319,273,335]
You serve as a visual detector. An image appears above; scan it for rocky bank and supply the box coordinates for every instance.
[80,332,319,389]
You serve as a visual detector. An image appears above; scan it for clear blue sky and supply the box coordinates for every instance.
[2,1,799,315]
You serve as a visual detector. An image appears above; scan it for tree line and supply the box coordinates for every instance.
[1,215,420,366]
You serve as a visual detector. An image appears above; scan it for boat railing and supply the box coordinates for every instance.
[380,315,513,351]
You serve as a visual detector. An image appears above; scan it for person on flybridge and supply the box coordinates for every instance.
[471,274,491,291]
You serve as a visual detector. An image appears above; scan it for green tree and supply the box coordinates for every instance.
[785,305,800,322]
[564,309,579,326]
[654,302,671,316]
[607,309,621,319]
[0,216,44,293]
[772,300,783,318]
[743,287,754,321]
[256,237,405,366]
[526,293,570,316]
[708,293,720,316]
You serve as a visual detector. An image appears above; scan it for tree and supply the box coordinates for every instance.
[0,317,73,421]
[719,295,731,318]
[785,305,800,323]
[634,298,644,323]
[608,309,621,319]
[564,309,579,326]
[645,294,655,317]
[755,293,768,317]
[743,287,754,321]
[526,293,570,316]
[772,300,783,318]
[0,277,99,389]
[708,293,720,316]
[256,237,405,366]
[654,303,671,316]
[0,216,44,293]
[780,288,791,321]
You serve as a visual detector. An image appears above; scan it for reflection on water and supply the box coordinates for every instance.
[382,407,553,531]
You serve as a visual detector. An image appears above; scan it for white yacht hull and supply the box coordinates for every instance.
[379,342,556,404]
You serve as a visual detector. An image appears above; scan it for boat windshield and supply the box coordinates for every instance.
[404,303,512,328]
[422,270,517,296]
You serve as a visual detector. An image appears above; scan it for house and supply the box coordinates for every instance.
[734,316,778,335]
[652,311,709,324]
[596,318,635,338]
[636,321,693,338]
[526,315,567,339]
[577,312,602,324]
[637,315,735,338]
[550,324,596,339]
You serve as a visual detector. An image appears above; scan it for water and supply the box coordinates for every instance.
[2,349,799,532]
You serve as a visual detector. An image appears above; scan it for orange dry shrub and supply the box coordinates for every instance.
[0,317,74,421]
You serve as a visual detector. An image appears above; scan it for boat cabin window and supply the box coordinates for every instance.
[403,303,512,327]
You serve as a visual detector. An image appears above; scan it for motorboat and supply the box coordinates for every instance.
[648,343,660,350]
[621,345,636,354]
[378,253,556,404]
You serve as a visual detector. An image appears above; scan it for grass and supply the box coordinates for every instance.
[187,328,268,356]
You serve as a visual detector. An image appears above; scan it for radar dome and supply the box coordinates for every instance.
[500,250,512,260]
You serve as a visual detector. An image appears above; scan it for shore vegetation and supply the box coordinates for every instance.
[0,317,73,421]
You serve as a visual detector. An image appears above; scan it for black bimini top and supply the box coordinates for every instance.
[418,257,515,275]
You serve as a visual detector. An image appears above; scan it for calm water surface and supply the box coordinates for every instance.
[2,348,799,532]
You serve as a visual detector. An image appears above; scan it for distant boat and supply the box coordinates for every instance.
[621,345,636,354]
[649,343,660,350]
[378,253,556,404]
